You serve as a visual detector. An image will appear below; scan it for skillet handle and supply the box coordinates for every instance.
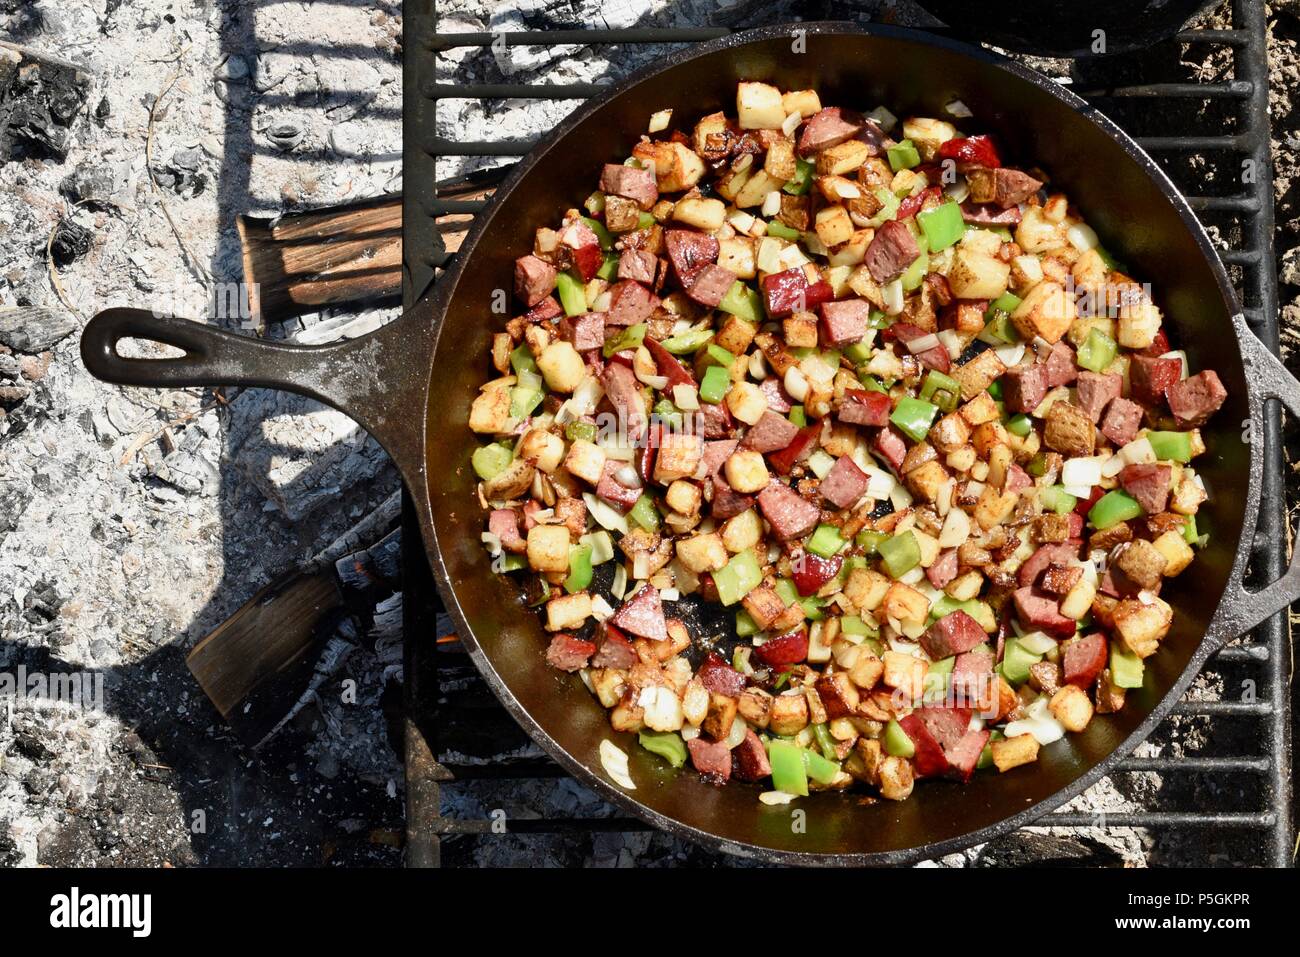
[1207,315,1300,640]
[80,307,432,499]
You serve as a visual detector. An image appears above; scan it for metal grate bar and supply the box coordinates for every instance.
[426,83,607,100]
[1135,134,1249,151]
[1116,756,1271,773]
[1186,195,1261,213]
[429,27,730,51]
[1078,81,1252,98]
[1045,812,1275,827]
[1173,700,1273,716]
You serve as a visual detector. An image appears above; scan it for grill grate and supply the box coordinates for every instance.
[402,0,1293,867]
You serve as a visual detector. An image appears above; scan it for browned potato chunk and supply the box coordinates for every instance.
[991,733,1040,772]
[1010,280,1077,344]
[1049,684,1095,732]
[768,692,811,736]
[1113,596,1173,658]
[877,754,915,800]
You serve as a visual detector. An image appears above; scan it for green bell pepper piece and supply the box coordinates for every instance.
[705,343,737,369]
[580,215,614,250]
[1076,327,1118,374]
[812,723,838,762]
[564,543,593,594]
[1110,644,1145,689]
[639,730,687,768]
[715,550,763,606]
[629,494,660,532]
[890,396,939,442]
[1089,490,1144,530]
[735,609,760,637]
[843,340,873,365]
[509,344,537,376]
[595,253,619,280]
[766,220,802,241]
[887,139,921,171]
[884,719,915,758]
[866,187,901,227]
[923,655,956,699]
[855,529,889,557]
[1005,413,1033,437]
[900,249,929,292]
[1002,638,1042,685]
[636,211,656,229]
[658,328,714,354]
[782,158,814,196]
[471,443,513,481]
[976,730,1004,770]
[839,615,877,637]
[1040,485,1078,514]
[718,281,764,323]
[919,370,961,409]
[858,373,889,394]
[699,364,731,404]
[565,420,597,443]
[1183,513,1199,545]
[603,322,646,358]
[802,747,840,786]
[510,386,543,420]
[767,739,809,796]
[879,530,921,579]
[917,201,965,252]
[800,595,827,620]
[555,271,587,316]
[773,578,800,608]
[787,404,807,427]
[989,291,1022,314]
[1148,430,1195,463]
[806,524,847,558]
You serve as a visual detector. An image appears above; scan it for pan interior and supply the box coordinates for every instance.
[419,27,1248,859]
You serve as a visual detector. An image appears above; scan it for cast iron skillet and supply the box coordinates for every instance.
[81,23,1300,864]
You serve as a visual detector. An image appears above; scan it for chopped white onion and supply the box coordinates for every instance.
[943,179,970,204]
[776,243,810,270]
[882,278,905,315]
[584,530,614,564]
[480,531,502,556]
[648,108,672,133]
[1005,697,1065,746]
[1018,631,1057,655]
[803,232,829,257]
[1067,222,1099,252]
[800,354,836,385]
[591,594,616,622]
[611,563,628,600]
[807,450,836,479]
[781,111,802,136]
[936,328,964,360]
[760,790,798,805]
[1061,456,1105,490]
[591,290,612,312]
[784,366,810,402]
[672,383,700,410]
[906,333,941,354]
[994,342,1025,367]
[614,463,642,489]
[936,477,955,517]
[748,349,767,381]
[761,190,783,217]
[889,483,914,511]
[571,376,604,415]
[728,210,756,233]
[637,370,669,391]
[830,180,860,200]
[599,739,636,790]
[757,236,786,274]
[660,587,680,602]
[938,506,971,549]
[583,492,629,534]
[945,98,973,119]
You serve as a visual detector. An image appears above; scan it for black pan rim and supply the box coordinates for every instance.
[417,20,1251,865]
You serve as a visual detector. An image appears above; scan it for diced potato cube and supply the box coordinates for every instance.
[1170,474,1207,515]
[589,668,627,708]
[666,479,702,516]
[1015,205,1068,253]
[904,459,949,503]
[901,116,957,160]
[883,582,929,625]
[952,350,1007,401]
[877,754,915,800]
[1152,529,1195,576]
[768,692,811,736]
[1010,280,1077,345]
[518,428,565,473]
[715,314,757,355]
[563,439,607,485]
[527,525,571,574]
[1059,577,1097,620]
[816,139,872,176]
[959,391,1000,427]
[1114,539,1168,590]
[849,652,884,691]
[929,412,971,454]
[1010,254,1045,294]
[734,168,787,208]
[737,81,786,130]
[717,236,756,280]
[764,137,798,180]
[701,691,738,740]
[991,733,1040,772]
[721,508,763,553]
[724,448,769,493]
[537,341,585,393]
[715,163,753,202]
[545,591,592,631]
[675,532,728,574]
[781,89,821,118]
[949,248,1010,300]
[681,678,709,726]
[469,384,512,434]
[971,420,1010,458]
[632,140,705,193]
[654,432,703,483]
[738,687,774,728]
[1049,684,1095,733]
[1117,298,1163,350]
[783,314,819,349]
[1113,596,1173,658]
[609,692,645,732]
[881,650,928,700]
[672,196,726,232]
[973,485,1018,530]
[844,566,891,612]
[946,444,977,473]
[946,570,983,602]
[725,381,768,425]
[814,205,855,247]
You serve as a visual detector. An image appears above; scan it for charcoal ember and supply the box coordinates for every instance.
[974,831,1125,868]
[152,147,207,197]
[0,306,77,353]
[60,160,134,208]
[50,215,91,266]
[0,43,93,160]
[0,382,31,405]
[265,121,305,152]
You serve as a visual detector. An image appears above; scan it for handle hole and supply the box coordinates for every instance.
[116,337,188,360]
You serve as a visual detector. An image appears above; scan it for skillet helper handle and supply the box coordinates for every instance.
[80,307,432,496]
[1210,315,1300,639]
